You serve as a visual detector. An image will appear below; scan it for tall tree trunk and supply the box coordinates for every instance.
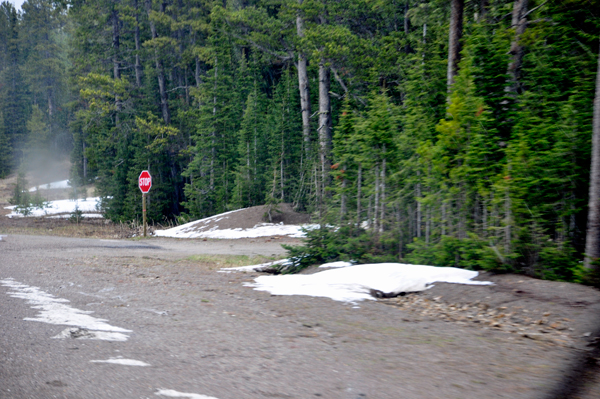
[318,59,332,202]
[296,0,311,157]
[146,0,171,125]
[506,0,528,94]
[403,1,411,53]
[374,163,380,232]
[340,165,347,223]
[447,0,464,90]
[416,175,422,238]
[112,7,121,126]
[356,163,362,226]
[134,0,142,87]
[584,44,600,271]
[380,157,386,232]
[210,56,218,191]
[479,0,489,22]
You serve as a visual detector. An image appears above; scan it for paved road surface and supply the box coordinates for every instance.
[0,234,595,398]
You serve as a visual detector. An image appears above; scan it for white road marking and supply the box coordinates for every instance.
[155,389,220,399]
[90,357,150,366]
[0,278,131,341]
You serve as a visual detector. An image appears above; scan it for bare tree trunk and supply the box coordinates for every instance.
[403,1,411,53]
[210,56,218,191]
[146,0,170,125]
[318,59,332,202]
[83,141,87,180]
[112,7,121,127]
[441,201,446,236]
[479,0,489,22]
[416,180,422,238]
[134,0,142,87]
[374,163,380,232]
[584,44,600,270]
[380,158,386,232]
[506,0,528,94]
[340,165,347,223]
[357,163,362,226]
[296,1,311,157]
[195,57,202,87]
[426,206,430,244]
[447,0,464,90]
[483,197,488,238]
[504,186,511,255]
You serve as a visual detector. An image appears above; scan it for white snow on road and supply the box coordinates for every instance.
[155,389,220,399]
[4,197,102,218]
[28,179,71,192]
[90,357,150,366]
[245,263,492,303]
[153,209,316,239]
[0,279,131,341]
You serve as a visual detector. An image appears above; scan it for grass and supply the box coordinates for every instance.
[0,219,135,239]
[185,254,284,268]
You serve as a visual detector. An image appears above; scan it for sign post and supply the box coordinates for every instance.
[138,170,152,237]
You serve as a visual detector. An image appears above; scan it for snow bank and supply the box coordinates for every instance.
[4,197,102,218]
[29,179,71,192]
[245,263,492,303]
[154,209,317,239]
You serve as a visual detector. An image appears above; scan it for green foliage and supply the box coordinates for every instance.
[0,0,594,285]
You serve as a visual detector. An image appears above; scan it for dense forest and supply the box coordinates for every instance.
[1,0,599,280]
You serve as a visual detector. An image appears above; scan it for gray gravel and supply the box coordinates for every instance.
[1,234,599,399]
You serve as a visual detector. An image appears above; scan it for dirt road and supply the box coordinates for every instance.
[1,234,600,398]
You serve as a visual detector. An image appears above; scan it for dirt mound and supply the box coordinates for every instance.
[188,203,311,232]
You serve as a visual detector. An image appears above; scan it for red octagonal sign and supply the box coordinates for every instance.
[139,170,152,194]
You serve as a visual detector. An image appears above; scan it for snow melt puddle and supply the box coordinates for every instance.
[0,279,131,341]
[90,357,150,367]
[244,263,492,303]
[155,389,219,399]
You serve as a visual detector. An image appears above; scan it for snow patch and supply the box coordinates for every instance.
[53,327,129,341]
[4,197,103,218]
[0,279,131,341]
[245,263,492,303]
[219,259,290,273]
[319,261,354,268]
[29,179,71,192]
[90,357,150,367]
[153,208,316,239]
[155,389,220,399]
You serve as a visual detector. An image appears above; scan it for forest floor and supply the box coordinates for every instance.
[2,171,600,397]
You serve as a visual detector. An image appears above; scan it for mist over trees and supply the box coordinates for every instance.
[1,0,599,280]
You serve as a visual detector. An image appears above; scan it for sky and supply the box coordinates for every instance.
[7,0,25,11]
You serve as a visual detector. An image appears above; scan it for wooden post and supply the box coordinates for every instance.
[143,193,147,237]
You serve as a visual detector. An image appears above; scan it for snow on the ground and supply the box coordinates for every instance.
[28,179,71,192]
[155,389,219,399]
[4,197,102,218]
[243,263,492,303]
[90,357,150,367]
[219,259,290,273]
[0,279,131,341]
[319,261,354,268]
[154,209,317,239]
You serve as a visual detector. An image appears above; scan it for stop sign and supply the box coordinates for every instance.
[138,170,152,193]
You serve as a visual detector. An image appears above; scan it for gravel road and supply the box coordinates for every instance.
[1,234,600,399]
